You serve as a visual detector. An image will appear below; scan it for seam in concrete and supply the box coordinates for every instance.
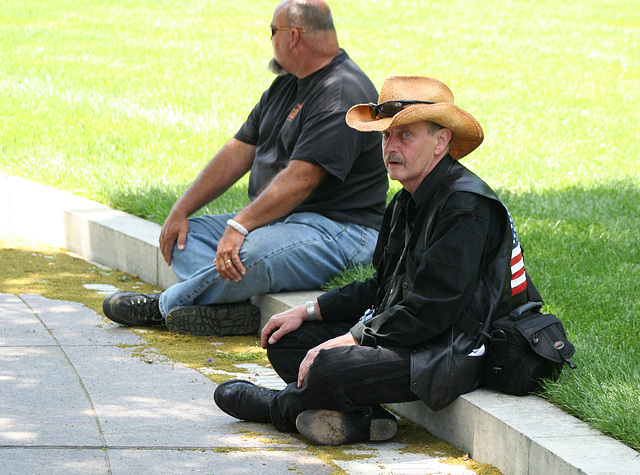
[1,172,638,475]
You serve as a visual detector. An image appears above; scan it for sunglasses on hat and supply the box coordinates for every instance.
[368,100,436,120]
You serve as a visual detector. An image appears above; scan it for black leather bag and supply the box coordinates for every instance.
[411,326,486,411]
[482,300,577,396]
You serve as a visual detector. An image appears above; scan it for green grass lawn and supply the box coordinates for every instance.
[2,0,639,451]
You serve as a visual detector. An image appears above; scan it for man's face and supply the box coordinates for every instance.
[381,122,443,194]
[270,6,290,74]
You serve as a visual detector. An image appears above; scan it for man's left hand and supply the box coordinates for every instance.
[215,226,246,282]
[297,333,358,388]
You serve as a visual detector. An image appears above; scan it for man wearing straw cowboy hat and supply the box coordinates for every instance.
[213,76,530,445]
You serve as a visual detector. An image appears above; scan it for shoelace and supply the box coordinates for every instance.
[130,296,163,322]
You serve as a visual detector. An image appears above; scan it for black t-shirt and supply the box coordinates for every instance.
[234,50,387,230]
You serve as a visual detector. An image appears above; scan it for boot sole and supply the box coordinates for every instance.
[296,409,397,446]
[166,302,260,336]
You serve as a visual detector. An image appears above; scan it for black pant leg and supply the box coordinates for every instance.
[266,320,354,383]
[269,344,419,432]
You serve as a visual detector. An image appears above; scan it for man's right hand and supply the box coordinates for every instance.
[159,211,190,266]
[260,305,308,349]
[157,138,257,267]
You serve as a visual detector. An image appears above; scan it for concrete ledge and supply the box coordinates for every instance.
[0,173,178,290]
[2,172,638,475]
[389,392,640,475]
[251,290,322,331]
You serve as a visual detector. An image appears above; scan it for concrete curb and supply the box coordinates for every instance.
[2,172,638,475]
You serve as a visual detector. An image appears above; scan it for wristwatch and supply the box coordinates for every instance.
[306,300,317,321]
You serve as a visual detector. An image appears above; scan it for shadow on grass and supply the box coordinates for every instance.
[499,180,639,333]
[101,182,251,225]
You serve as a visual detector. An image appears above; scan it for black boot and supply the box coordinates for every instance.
[103,292,163,326]
[214,380,278,423]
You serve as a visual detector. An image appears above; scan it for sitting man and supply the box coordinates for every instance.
[213,75,531,446]
[102,0,387,336]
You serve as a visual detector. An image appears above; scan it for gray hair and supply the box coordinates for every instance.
[286,3,335,32]
[425,121,444,135]
[425,121,451,153]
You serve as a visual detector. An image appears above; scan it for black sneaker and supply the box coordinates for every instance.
[295,405,397,446]
[165,301,260,336]
[102,292,164,327]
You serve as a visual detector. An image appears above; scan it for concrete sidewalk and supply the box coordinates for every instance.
[0,291,481,474]
[2,172,640,474]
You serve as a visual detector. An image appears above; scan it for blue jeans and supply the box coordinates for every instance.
[158,212,378,317]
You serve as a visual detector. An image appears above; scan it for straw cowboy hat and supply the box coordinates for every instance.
[346,76,484,159]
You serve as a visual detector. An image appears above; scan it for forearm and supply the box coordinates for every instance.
[232,159,327,232]
[171,138,255,218]
[317,275,380,323]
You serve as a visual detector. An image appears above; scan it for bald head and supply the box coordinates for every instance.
[271,0,340,77]
[283,0,334,32]
[276,0,339,51]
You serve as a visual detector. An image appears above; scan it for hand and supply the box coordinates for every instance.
[215,226,247,282]
[261,305,307,349]
[159,212,190,266]
[297,333,358,388]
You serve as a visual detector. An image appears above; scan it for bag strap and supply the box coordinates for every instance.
[456,271,544,341]
[526,273,544,304]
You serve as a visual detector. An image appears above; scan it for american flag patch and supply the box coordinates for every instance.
[508,212,527,295]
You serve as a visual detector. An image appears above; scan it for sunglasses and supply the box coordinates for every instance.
[270,25,306,38]
[368,100,436,120]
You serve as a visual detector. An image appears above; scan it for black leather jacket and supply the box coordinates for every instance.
[318,156,529,408]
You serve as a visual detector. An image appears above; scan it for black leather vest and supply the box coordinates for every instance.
[397,160,528,336]
[392,160,529,409]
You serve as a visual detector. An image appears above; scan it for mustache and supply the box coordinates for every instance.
[384,154,405,165]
